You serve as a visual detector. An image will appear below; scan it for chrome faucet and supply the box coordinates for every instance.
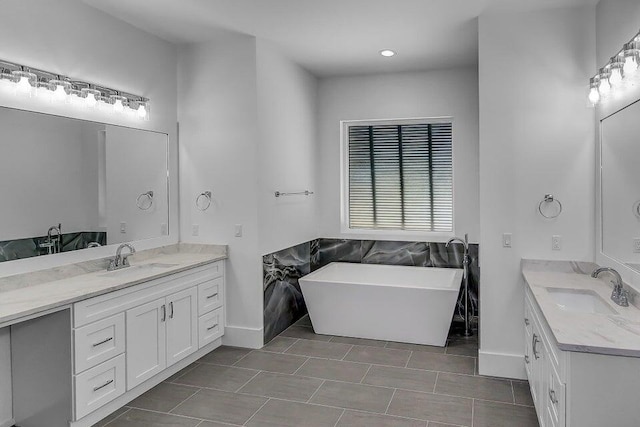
[44,223,62,254]
[591,267,629,307]
[446,233,472,337]
[108,243,136,271]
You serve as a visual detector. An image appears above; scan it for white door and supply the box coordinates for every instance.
[166,287,198,367]
[126,297,167,389]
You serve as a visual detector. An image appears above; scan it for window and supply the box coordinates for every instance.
[343,118,453,233]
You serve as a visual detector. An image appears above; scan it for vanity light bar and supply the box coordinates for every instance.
[588,29,640,106]
[0,59,150,120]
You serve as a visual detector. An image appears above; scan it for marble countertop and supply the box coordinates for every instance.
[0,243,227,327]
[522,259,640,357]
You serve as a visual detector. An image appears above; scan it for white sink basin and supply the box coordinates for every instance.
[98,263,179,278]
[546,287,618,315]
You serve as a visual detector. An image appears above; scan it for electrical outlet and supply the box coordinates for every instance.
[192,224,199,236]
[552,235,562,251]
[634,238,640,253]
[502,233,512,248]
[120,222,126,234]
[235,224,243,237]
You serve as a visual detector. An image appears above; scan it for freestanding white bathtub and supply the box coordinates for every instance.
[299,262,463,346]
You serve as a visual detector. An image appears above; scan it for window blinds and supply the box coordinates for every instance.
[348,122,453,232]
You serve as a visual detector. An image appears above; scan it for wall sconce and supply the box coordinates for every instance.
[588,30,640,106]
[0,59,150,120]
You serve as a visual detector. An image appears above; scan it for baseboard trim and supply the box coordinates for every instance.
[0,418,15,427]
[222,325,263,349]
[478,349,527,380]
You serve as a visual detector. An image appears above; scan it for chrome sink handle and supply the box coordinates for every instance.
[107,243,136,271]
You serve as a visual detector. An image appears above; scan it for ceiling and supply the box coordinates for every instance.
[82,0,599,77]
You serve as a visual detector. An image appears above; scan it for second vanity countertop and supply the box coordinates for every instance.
[0,243,227,327]
[523,260,640,357]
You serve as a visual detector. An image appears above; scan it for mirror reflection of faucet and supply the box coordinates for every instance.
[41,223,62,255]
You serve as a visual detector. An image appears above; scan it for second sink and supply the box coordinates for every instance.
[546,287,618,315]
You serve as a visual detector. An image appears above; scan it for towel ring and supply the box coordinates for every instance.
[538,194,562,219]
[196,191,212,211]
[136,191,154,210]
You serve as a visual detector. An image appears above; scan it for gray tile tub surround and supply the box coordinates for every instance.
[263,241,311,343]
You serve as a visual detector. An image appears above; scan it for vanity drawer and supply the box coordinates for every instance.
[199,307,224,348]
[74,354,126,420]
[74,313,125,374]
[198,277,224,315]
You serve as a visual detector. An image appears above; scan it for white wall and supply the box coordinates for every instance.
[256,40,319,255]
[478,5,596,378]
[0,0,178,423]
[0,109,101,240]
[317,68,480,242]
[178,34,263,347]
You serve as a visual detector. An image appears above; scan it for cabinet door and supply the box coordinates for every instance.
[531,328,546,426]
[166,287,198,367]
[126,297,167,389]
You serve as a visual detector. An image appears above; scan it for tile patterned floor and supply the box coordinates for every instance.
[94,318,538,427]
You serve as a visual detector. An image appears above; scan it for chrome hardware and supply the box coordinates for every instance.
[274,190,314,197]
[532,334,540,359]
[196,191,212,211]
[206,292,219,299]
[524,355,530,364]
[92,337,113,347]
[446,233,473,337]
[538,194,563,219]
[161,305,166,322]
[107,243,136,271]
[44,223,62,255]
[169,302,174,319]
[549,389,558,405]
[524,318,530,326]
[207,323,219,331]
[591,267,629,307]
[136,190,154,210]
[93,379,114,392]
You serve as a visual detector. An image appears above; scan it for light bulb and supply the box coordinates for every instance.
[379,49,396,57]
[610,67,623,86]
[623,55,638,76]
[85,92,97,108]
[52,83,68,103]
[599,77,611,95]
[137,104,147,118]
[114,98,124,113]
[588,86,600,104]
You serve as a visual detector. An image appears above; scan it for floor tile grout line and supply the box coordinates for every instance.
[165,385,203,414]
[433,371,439,393]
[359,364,373,384]
[231,350,255,367]
[306,379,326,403]
[242,397,271,426]
[471,398,475,427]
[291,356,311,376]
[404,350,412,368]
[510,380,516,404]
[384,388,397,415]
[340,345,355,361]
[121,406,208,422]
[234,370,263,393]
[282,338,301,353]
[101,407,130,426]
[164,362,200,384]
[332,409,346,427]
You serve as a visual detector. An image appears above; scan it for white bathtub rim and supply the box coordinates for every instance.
[301,262,463,291]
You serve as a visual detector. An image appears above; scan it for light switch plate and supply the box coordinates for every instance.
[502,233,512,248]
[235,224,243,237]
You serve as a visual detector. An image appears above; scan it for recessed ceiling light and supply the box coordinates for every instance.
[380,49,396,57]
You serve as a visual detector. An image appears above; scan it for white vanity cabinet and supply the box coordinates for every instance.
[524,286,640,427]
[70,261,225,425]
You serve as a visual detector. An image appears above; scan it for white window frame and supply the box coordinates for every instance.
[340,116,456,240]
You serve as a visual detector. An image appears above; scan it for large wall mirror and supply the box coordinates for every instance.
[0,107,169,263]
[601,99,640,273]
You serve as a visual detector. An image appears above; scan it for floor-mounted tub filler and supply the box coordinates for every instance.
[299,262,463,346]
